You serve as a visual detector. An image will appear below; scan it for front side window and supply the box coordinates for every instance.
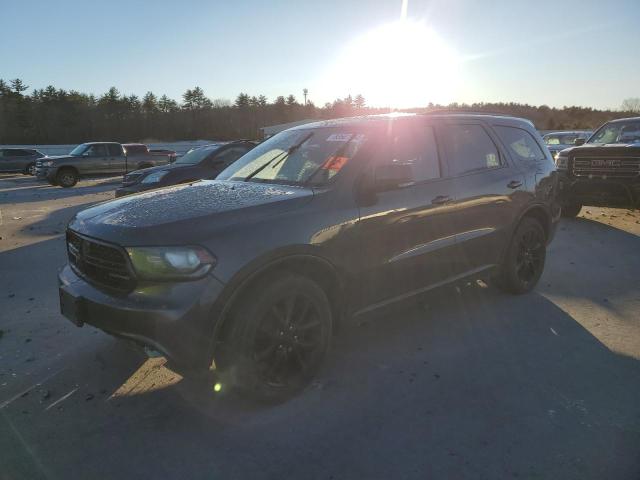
[382,122,440,182]
[85,144,108,156]
[440,124,500,176]
[495,126,546,162]
[213,146,250,166]
[219,127,368,186]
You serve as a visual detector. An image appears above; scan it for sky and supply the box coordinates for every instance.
[1,0,639,110]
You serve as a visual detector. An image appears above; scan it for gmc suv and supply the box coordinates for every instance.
[58,114,559,402]
[555,116,640,216]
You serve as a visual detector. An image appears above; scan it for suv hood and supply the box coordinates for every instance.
[69,180,314,245]
[38,155,74,162]
[559,142,640,156]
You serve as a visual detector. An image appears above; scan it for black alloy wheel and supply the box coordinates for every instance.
[221,274,332,402]
[495,217,546,294]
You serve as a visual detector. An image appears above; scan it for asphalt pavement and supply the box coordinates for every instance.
[1,174,639,479]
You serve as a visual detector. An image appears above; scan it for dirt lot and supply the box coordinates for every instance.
[1,174,639,479]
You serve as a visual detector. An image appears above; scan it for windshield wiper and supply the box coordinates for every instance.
[243,132,314,182]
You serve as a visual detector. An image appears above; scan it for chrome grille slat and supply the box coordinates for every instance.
[66,230,134,291]
[572,156,640,178]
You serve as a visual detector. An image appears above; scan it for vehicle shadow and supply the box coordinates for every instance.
[0,176,118,205]
[6,280,638,480]
[16,203,104,238]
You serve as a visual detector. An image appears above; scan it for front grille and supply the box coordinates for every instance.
[572,157,640,178]
[67,230,135,291]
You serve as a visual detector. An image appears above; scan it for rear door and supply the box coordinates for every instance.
[107,144,127,174]
[358,119,461,309]
[438,122,526,273]
[1,149,29,171]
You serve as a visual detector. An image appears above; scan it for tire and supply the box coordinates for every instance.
[24,163,35,175]
[494,217,546,295]
[56,168,78,188]
[561,203,582,218]
[218,273,332,403]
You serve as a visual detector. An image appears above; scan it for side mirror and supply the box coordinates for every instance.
[574,138,586,146]
[374,163,414,191]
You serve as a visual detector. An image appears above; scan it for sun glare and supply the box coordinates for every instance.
[322,20,460,108]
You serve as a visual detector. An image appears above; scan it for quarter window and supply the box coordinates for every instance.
[495,126,546,162]
[440,124,500,176]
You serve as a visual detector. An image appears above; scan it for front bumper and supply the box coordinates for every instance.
[557,171,640,207]
[58,264,226,370]
[35,166,57,182]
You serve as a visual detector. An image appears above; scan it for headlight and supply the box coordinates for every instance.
[555,155,568,169]
[42,160,54,167]
[141,171,168,184]
[126,246,215,280]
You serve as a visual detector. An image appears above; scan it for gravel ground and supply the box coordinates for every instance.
[1,174,639,480]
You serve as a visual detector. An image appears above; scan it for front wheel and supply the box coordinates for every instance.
[24,163,35,175]
[56,169,78,188]
[218,274,332,403]
[561,203,582,218]
[494,218,546,295]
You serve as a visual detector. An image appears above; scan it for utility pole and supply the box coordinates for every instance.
[303,88,308,106]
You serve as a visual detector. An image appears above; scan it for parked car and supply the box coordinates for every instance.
[542,130,592,158]
[35,142,173,187]
[115,141,255,197]
[0,148,45,175]
[150,148,177,163]
[58,113,559,402]
[555,116,640,217]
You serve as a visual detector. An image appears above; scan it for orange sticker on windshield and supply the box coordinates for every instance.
[322,156,349,171]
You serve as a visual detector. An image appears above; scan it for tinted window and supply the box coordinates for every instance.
[85,144,108,156]
[108,144,121,156]
[386,123,440,182]
[124,145,145,155]
[4,149,30,157]
[440,124,500,176]
[495,126,546,162]
[213,146,250,166]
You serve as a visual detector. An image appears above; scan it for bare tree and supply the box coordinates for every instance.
[621,98,640,113]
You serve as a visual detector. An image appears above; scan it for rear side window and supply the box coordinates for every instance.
[108,144,123,156]
[495,126,546,162]
[440,124,500,176]
[385,122,440,182]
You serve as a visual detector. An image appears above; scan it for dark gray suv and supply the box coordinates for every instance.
[0,148,45,175]
[58,113,559,402]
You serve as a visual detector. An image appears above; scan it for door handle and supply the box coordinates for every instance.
[507,180,523,189]
[431,195,452,205]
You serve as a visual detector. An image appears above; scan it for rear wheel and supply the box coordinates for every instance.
[561,203,582,218]
[218,274,332,403]
[56,168,78,188]
[495,218,546,295]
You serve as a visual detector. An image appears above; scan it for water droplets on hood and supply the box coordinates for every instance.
[77,180,305,228]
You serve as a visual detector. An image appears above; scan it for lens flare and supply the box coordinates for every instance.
[321,19,459,108]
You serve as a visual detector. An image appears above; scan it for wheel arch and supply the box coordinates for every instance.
[209,251,346,364]
[518,204,552,242]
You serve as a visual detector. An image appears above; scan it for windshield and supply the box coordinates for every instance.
[218,127,368,186]
[544,134,581,145]
[69,144,90,156]
[588,121,640,144]
[175,145,221,164]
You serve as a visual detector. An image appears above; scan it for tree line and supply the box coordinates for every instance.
[0,78,637,144]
